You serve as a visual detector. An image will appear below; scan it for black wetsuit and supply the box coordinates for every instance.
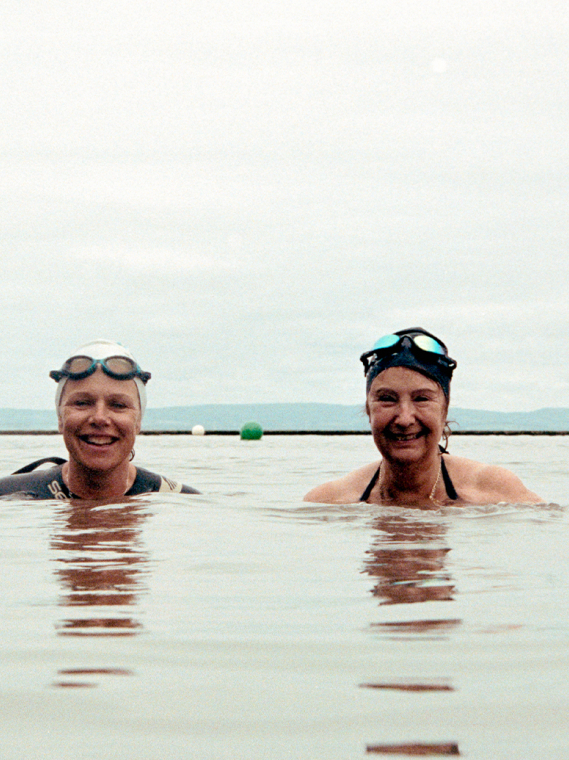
[360,455,459,502]
[0,460,199,500]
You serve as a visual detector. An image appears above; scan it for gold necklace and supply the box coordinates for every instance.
[378,459,442,505]
[428,460,442,506]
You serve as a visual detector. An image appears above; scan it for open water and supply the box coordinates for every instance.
[1,433,568,759]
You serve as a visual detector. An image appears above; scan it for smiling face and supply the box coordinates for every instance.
[366,366,448,465]
[58,368,142,475]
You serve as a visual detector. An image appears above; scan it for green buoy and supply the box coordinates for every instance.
[240,421,263,440]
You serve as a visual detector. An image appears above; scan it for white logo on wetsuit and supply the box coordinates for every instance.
[158,476,182,493]
[48,480,68,501]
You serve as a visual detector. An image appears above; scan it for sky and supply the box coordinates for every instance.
[1,0,568,411]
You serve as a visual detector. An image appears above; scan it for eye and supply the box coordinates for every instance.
[377,393,397,403]
[72,399,91,407]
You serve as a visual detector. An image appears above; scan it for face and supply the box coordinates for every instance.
[366,366,447,465]
[58,369,142,474]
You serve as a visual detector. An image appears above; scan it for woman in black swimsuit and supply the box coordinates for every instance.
[304,327,542,506]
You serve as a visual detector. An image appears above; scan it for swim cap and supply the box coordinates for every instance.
[53,339,149,417]
[361,327,456,398]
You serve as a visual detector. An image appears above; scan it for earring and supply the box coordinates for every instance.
[129,449,135,461]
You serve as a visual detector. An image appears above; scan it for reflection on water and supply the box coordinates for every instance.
[53,668,132,689]
[49,498,150,687]
[370,618,462,636]
[360,682,454,692]
[51,498,149,635]
[363,512,461,756]
[366,742,460,756]
[362,515,455,606]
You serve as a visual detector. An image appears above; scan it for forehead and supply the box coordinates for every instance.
[369,366,442,394]
[59,369,140,405]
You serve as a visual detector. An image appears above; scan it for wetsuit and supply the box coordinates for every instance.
[0,459,199,500]
[360,455,459,502]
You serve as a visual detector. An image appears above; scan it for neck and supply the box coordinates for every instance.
[378,454,442,505]
[63,460,136,500]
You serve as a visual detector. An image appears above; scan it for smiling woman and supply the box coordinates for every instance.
[0,340,200,500]
[304,327,543,507]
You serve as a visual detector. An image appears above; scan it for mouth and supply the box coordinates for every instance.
[385,430,425,442]
[79,435,118,447]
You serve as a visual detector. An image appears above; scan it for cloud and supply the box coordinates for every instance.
[72,245,238,273]
[0,0,567,414]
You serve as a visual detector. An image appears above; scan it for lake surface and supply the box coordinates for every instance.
[1,434,568,759]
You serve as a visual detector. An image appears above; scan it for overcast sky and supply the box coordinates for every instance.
[1,0,567,411]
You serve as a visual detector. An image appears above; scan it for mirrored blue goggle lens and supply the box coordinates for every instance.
[371,334,400,351]
[411,335,446,355]
[369,333,447,358]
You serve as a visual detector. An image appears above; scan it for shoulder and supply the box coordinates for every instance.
[130,467,200,495]
[0,465,67,500]
[444,455,543,504]
[303,462,380,504]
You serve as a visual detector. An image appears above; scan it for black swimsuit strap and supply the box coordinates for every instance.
[359,456,459,502]
[440,456,459,500]
[359,466,380,502]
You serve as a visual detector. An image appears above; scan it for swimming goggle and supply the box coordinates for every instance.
[50,356,151,384]
[360,333,456,375]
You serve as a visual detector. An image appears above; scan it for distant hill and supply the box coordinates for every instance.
[143,404,370,431]
[0,404,568,432]
[0,409,58,430]
[448,407,569,432]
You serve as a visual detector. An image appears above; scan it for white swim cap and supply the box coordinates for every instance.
[53,339,148,417]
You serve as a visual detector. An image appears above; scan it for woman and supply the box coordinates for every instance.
[0,340,199,500]
[304,328,542,506]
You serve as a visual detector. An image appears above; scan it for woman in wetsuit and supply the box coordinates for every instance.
[304,327,542,506]
[0,340,199,500]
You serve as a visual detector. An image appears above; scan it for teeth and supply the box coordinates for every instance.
[84,437,114,445]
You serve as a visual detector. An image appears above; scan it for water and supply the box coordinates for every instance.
[1,434,568,759]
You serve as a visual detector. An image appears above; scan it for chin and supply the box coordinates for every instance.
[69,445,127,474]
[385,449,425,465]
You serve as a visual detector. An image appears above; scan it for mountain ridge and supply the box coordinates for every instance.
[0,404,567,431]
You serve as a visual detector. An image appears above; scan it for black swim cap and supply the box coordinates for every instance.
[361,327,457,398]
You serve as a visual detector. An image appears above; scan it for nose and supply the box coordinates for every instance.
[393,398,415,427]
[89,400,111,425]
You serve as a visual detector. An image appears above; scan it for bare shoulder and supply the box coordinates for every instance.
[303,461,380,504]
[444,454,543,504]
